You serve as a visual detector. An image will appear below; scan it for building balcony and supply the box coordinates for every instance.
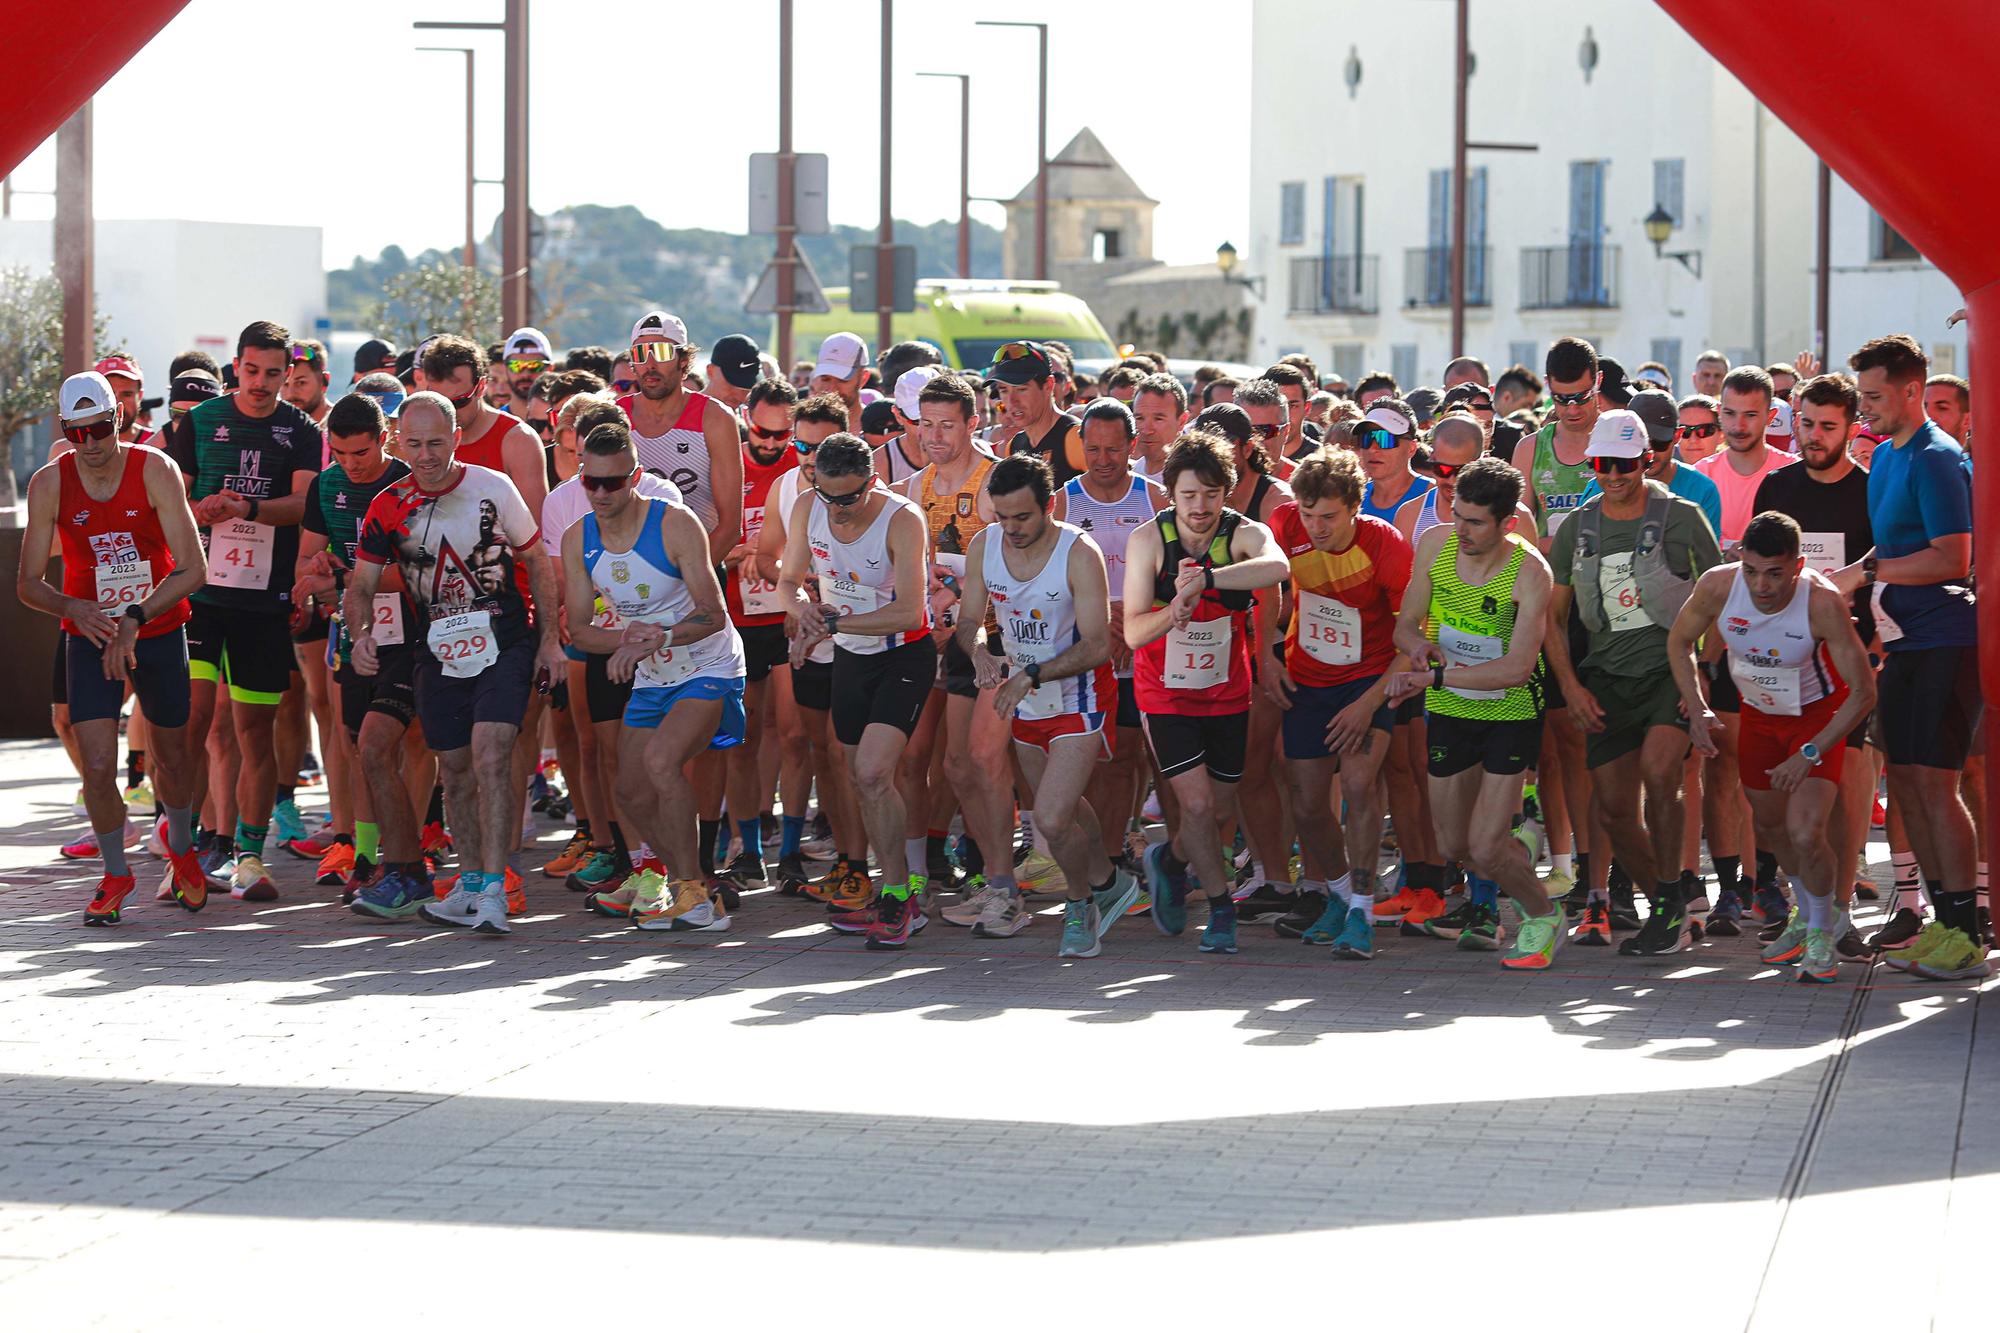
[1403,246,1492,308]
[1519,244,1619,310]
[1287,255,1379,316]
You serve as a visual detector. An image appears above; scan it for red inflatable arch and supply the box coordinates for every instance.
[0,2,191,183]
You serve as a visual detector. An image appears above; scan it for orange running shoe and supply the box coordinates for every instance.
[822,865,874,914]
[1371,885,1424,922]
[84,873,137,926]
[1401,888,1449,928]
[315,841,355,886]
[503,867,526,916]
[163,845,207,913]
[542,830,593,877]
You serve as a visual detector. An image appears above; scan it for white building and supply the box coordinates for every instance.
[1246,0,1966,390]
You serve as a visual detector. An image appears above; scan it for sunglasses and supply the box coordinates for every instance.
[994,341,1042,362]
[506,357,549,376]
[1431,458,1468,480]
[581,468,638,493]
[1250,422,1283,440]
[62,418,117,444]
[1589,455,1643,475]
[1648,438,1677,453]
[530,418,553,440]
[1353,426,1402,451]
[611,378,637,394]
[814,484,868,508]
[288,342,323,367]
[629,341,683,364]
[749,423,795,443]
[448,386,482,412]
[1677,422,1719,439]
[1550,388,1597,407]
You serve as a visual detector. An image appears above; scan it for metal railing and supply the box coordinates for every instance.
[1403,246,1491,307]
[1288,254,1379,315]
[1519,243,1619,309]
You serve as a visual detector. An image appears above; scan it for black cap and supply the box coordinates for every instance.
[1405,386,1443,425]
[394,348,418,387]
[169,371,222,407]
[1627,388,1679,445]
[987,340,1051,386]
[860,399,900,435]
[709,333,763,391]
[1597,356,1633,407]
[353,338,398,380]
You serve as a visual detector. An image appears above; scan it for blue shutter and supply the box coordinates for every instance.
[1567,160,1607,304]
[1469,166,1489,302]
[1426,169,1450,304]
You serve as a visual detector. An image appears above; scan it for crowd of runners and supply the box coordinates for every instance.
[19,312,1989,980]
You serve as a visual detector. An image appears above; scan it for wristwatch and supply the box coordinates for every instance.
[1202,567,1216,592]
[246,496,260,523]
[1861,554,1877,585]
[1800,741,1823,767]
[1432,662,1446,688]
[124,603,148,627]
[1023,661,1043,686]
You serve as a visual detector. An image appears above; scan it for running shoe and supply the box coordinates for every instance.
[1795,929,1840,983]
[775,852,812,896]
[1419,899,1485,942]
[828,900,880,934]
[1753,883,1790,924]
[721,851,768,894]
[201,846,236,890]
[1683,872,1711,943]
[1501,911,1563,971]
[1559,876,1592,919]
[1834,923,1870,961]
[1141,789,1163,822]
[499,867,526,915]
[528,769,555,813]
[162,845,207,912]
[60,828,105,860]
[1871,795,1887,828]
[941,877,1000,927]
[1231,881,1299,923]
[971,888,1033,938]
[467,886,510,934]
[1401,888,1449,931]
[420,883,485,928]
[340,856,379,905]
[1571,900,1612,945]
[585,873,645,919]
[145,815,168,857]
[635,879,732,933]
[1883,921,1955,972]
[1092,869,1142,933]
[801,824,838,861]
[83,873,137,926]
[1299,893,1352,945]
[1015,847,1066,896]
[1542,868,1576,909]
[1758,914,1792,945]
[1371,886,1426,923]
[1706,887,1745,938]
[419,820,453,859]
[565,849,623,894]
[1453,904,1503,951]
[315,842,355,887]
[865,892,924,950]
[1199,899,1239,954]
[1059,900,1101,958]
[1330,907,1374,960]
[1608,885,1642,933]
[1145,842,1189,936]
[270,799,307,847]
[1852,878,1880,902]
[231,854,278,902]
[1618,896,1685,956]
[1760,910,1809,965]
[286,829,338,860]
[1869,907,1926,954]
[123,780,154,808]
[818,867,875,914]
[542,830,593,878]
[1273,890,1331,939]
[352,869,434,920]
[1907,929,1992,981]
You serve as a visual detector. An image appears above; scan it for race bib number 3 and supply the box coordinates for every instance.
[1166,617,1232,691]
[94,559,153,611]
[1297,592,1362,667]
[427,609,498,679]
[207,520,273,590]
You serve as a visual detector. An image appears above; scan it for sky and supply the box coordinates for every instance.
[6,0,1251,272]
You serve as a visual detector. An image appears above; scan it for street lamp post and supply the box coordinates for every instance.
[917,72,971,278]
[877,0,894,358]
[416,46,478,271]
[976,20,1048,281]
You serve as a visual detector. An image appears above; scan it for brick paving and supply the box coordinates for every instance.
[0,738,1992,1330]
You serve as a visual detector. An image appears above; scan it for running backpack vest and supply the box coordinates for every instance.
[1570,481,1695,633]
[1153,509,1252,611]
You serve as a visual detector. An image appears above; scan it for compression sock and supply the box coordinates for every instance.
[780,814,805,859]
[100,835,130,879]
[1714,855,1742,898]
[235,821,268,860]
[275,783,296,809]
[354,821,380,865]
[165,805,194,856]
[904,837,927,877]
[739,818,765,865]
[697,819,720,875]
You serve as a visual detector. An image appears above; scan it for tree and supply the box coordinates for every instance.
[0,265,116,516]
[369,261,502,349]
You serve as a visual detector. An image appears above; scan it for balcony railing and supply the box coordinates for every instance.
[1519,244,1619,309]
[1288,255,1379,316]
[1403,246,1492,308]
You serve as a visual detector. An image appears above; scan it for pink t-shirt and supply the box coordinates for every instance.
[1695,447,1792,545]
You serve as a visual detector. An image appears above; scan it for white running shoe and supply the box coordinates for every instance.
[971,889,1033,938]
[942,881,1004,927]
[421,886,484,928]
[469,888,511,935]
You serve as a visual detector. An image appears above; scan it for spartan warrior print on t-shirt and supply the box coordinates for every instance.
[356,463,541,658]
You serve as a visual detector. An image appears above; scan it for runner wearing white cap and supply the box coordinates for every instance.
[618,311,743,560]
[874,364,941,485]
[499,327,555,406]
[810,331,870,432]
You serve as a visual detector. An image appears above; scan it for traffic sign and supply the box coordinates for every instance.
[850,245,917,313]
[743,247,831,316]
[748,153,829,236]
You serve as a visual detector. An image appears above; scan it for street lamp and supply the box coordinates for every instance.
[1216,241,1265,298]
[1644,204,1703,278]
[416,46,481,271]
[976,20,1048,281]
[917,72,971,278]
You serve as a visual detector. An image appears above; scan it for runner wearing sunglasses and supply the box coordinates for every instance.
[498,328,554,408]
[1352,400,1434,525]
[990,340,1087,485]
[1578,389,1724,539]
[619,311,743,563]
[19,371,211,925]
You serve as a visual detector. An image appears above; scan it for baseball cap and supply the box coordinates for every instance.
[353,338,398,379]
[1405,386,1442,426]
[986,339,1051,387]
[709,333,763,390]
[1362,403,1415,437]
[812,331,869,381]
[1585,408,1647,459]
[1627,388,1678,446]
[60,371,118,422]
[93,355,143,385]
[394,348,418,386]
[629,311,689,347]
[860,400,900,436]
[503,327,554,362]
[1634,364,1673,391]
[894,365,943,418]
[1596,356,1633,407]
[170,370,223,408]
[1768,401,1794,438]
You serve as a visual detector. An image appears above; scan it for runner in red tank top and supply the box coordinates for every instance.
[20,372,213,924]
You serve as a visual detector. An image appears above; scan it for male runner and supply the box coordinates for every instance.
[956,454,1141,957]
[1124,430,1290,955]
[346,392,565,934]
[1580,388,1723,538]
[564,422,746,930]
[1669,513,1875,982]
[779,433,935,949]
[1695,366,1791,548]
[992,341,1086,485]
[183,321,323,901]
[1354,400,1435,525]
[809,332,869,431]
[498,328,555,409]
[1130,373,1189,482]
[1386,457,1561,970]
[621,311,742,560]
[19,372,210,922]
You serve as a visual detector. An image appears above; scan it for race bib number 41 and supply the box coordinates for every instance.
[207,520,273,590]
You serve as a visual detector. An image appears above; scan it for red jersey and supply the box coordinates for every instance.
[726,446,799,626]
[55,445,189,639]
[455,409,525,474]
[1269,504,1410,687]
[1133,508,1257,717]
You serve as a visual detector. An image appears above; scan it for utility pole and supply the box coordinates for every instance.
[918,72,971,277]
[55,103,91,376]
[978,21,1049,281]
[1450,0,1469,356]
[418,46,479,330]
[877,0,894,356]
[1815,160,1831,363]
[775,0,797,368]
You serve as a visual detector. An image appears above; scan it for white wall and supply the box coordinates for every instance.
[1824,181,1967,377]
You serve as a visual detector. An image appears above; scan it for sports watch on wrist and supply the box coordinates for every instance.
[1023,661,1043,686]
[124,603,148,627]
[1800,741,1823,766]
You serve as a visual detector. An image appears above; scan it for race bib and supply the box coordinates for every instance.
[94,559,153,611]
[739,565,783,617]
[1872,583,1903,644]
[207,520,272,590]
[371,593,405,648]
[1798,532,1845,577]
[1165,617,1232,691]
[427,608,498,679]
[828,576,883,653]
[635,629,702,689]
[1598,551,1651,632]
[1730,657,1803,716]
[1004,628,1066,720]
[1437,621,1505,702]
[1297,592,1361,667]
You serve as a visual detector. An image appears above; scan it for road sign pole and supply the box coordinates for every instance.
[877,0,895,359]
[776,0,797,368]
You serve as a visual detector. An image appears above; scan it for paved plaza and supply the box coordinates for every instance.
[0,737,1992,1331]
